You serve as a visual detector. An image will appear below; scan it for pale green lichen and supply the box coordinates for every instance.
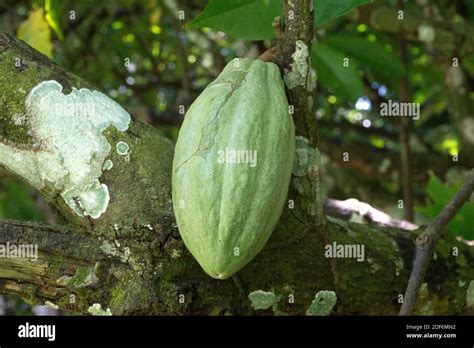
[394,257,404,276]
[420,283,428,295]
[419,300,433,315]
[100,241,131,264]
[62,179,110,219]
[87,303,112,316]
[248,290,280,310]
[56,275,73,286]
[116,141,129,155]
[0,80,131,219]
[306,290,337,316]
[57,264,99,288]
[307,95,314,109]
[293,136,317,176]
[102,159,113,171]
[367,258,381,274]
[284,40,309,89]
[44,301,59,309]
[11,113,26,126]
[170,249,182,259]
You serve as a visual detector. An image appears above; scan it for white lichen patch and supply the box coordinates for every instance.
[170,249,182,259]
[0,80,131,219]
[44,301,59,309]
[102,159,113,171]
[56,275,73,286]
[306,290,337,316]
[248,290,280,310]
[419,283,428,297]
[293,136,317,177]
[116,141,129,155]
[284,40,309,89]
[11,113,26,125]
[62,179,110,219]
[100,240,131,263]
[87,303,112,316]
[394,257,404,276]
[367,258,381,274]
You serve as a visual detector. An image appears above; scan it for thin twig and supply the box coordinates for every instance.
[399,169,474,315]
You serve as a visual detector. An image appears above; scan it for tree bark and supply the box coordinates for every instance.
[0,24,472,316]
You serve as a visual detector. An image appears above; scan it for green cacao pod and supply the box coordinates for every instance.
[172,58,295,279]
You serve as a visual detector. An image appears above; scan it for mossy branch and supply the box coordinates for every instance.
[0,220,121,313]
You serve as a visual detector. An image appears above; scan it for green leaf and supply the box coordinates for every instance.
[45,0,64,40]
[425,174,458,204]
[465,0,474,22]
[315,0,373,27]
[17,8,53,57]
[0,178,42,221]
[324,35,404,78]
[187,0,371,40]
[311,43,364,102]
[416,173,474,239]
[186,0,281,40]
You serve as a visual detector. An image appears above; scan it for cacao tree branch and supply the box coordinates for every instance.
[273,0,325,228]
[0,30,473,315]
[274,0,316,146]
[0,220,123,313]
[399,169,474,315]
[273,0,335,297]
